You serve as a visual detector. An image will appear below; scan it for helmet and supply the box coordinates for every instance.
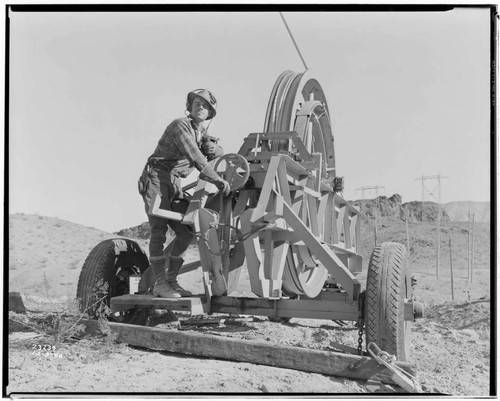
[186,89,217,119]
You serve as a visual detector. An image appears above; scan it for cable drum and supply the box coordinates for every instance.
[263,70,336,298]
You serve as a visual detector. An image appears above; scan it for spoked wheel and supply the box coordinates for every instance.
[263,70,335,298]
[76,238,149,318]
[214,153,250,191]
[365,242,413,362]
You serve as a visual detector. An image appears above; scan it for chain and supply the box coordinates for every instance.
[357,317,364,355]
[357,291,366,356]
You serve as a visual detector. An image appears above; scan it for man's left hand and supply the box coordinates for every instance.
[202,141,216,155]
[202,142,224,161]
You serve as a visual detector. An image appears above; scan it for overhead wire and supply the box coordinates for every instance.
[279,12,309,71]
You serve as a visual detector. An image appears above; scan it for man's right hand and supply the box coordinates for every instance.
[215,179,231,196]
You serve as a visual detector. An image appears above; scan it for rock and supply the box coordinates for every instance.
[459,329,479,339]
[9,292,26,313]
[351,194,449,223]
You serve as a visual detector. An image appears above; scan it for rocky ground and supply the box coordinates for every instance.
[7,207,494,397]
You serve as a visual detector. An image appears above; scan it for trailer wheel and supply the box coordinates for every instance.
[365,242,412,362]
[76,238,149,318]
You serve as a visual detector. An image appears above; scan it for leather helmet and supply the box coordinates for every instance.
[186,89,217,119]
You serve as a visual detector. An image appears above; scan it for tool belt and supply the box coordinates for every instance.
[137,160,181,197]
[137,163,152,195]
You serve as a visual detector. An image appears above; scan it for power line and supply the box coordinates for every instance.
[355,185,385,200]
[414,173,448,203]
[279,12,309,71]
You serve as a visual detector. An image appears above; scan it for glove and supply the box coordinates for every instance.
[201,141,215,155]
[202,142,224,161]
[215,179,231,196]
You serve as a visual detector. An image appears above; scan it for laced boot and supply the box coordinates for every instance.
[150,256,181,298]
[166,256,192,297]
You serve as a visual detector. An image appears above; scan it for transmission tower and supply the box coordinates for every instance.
[414,173,448,279]
[415,173,447,204]
[355,185,385,200]
[356,185,385,246]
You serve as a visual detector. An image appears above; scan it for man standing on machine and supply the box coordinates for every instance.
[138,89,230,298]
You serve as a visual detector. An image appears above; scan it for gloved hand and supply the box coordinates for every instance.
[202,142,224,161]
[201,141,215,155]
[215,179,231,196]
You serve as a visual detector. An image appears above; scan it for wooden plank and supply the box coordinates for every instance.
[250,155,281,222]
[334,193,359,215]
[281,154,312,176]
[331,194,339,244]
[182,181,210,226]
[240,208,265,297]
[80,319,415,385]
[148,194,184,222]
[211,296,359,321]
[306,188,320,237]
[312,152,322,189]
[220,196,232,285]
[245,152,316,172]
[227,242,246,294]
[404,302,415,322]
[307,290,350,302]
[236,140,257,157]
[179,260,202,275]
[276,157,292,205]
[317,192,329,242]
[232,189,250,217]
[263,230,290,298]
[344,208,352,249]
[110,294,208,315]
[198,208,226,297]
[282,202,359,300]
[354,208,361,253]
[350,213,358,250]
[336,205,346,246]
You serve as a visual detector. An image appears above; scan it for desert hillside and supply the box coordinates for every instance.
[8,198,491,301]
[8,214,145,299]
[7,199,493,396]
[442,201,490,223]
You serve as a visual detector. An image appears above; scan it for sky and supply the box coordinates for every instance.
[8,6,493,233]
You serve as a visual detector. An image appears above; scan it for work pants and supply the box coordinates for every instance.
[141,166,193,259]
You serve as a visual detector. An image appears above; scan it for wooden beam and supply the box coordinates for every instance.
[110,294,208,315]
[344,208,352,249]
[227,242,246,294]
[240,208,265,297]
[250,155,281,222]
[198,208,226,297]
[148,194,184,222]
[282,202,360,300]
[80,319,416,386]
[211,296,359,321]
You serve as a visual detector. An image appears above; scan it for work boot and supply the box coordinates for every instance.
[166,255,192,297]
[150,256,181,298]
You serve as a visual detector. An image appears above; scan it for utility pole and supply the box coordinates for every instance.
[356,185,385,247]
[405,209,410,253]
[415,173,448,279]
[467,211,471,279]
[449,236,455,301]
[471,213,475,285]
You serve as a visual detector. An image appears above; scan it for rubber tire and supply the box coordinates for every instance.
[365,242,412,362]
[76,238,149,318]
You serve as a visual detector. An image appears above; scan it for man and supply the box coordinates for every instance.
[139,89,230,298]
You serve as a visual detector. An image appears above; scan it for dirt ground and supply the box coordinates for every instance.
[6,214,494,397]
[7,261,493,397]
